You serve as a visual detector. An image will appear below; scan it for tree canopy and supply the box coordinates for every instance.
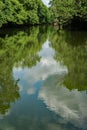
[0,0,51,27]
[50,0,87,28]
[0,0,87,28]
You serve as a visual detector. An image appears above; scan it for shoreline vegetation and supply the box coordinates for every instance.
[0,0,87,30]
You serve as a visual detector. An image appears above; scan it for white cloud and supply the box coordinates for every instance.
[38,75,87,129]
[12,39,87,130]
[42,0,50,7]
[13,40,67,94]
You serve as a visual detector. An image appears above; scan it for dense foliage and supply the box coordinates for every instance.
[50,0,87,27]
[0,0,51,27]
[0,0,87,28]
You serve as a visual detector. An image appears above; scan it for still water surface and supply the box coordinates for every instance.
[0,26,87,130]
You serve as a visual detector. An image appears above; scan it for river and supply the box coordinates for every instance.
[0,26,87,130]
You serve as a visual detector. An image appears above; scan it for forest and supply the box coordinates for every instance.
[0,0,51,27]
[0,0,87,28]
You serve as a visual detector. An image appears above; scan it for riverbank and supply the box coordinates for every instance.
[0,21,87,32]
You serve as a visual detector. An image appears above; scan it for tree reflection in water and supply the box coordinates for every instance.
[0,26,48,116]
[0,26,87,130]
[50,30,87,91]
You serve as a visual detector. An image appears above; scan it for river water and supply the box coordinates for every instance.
[0,26,87,130]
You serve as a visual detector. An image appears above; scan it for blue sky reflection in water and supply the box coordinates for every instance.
[13,41,87,130]
[0,28,87,130]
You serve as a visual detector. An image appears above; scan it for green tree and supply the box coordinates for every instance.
[50,0,87,27]
[0,0,51,27]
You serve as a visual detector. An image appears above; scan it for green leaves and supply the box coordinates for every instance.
[50,0,75,25]
[0,0,51,27]
[50,0,87,27]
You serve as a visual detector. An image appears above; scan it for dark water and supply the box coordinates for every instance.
[0,26,87,130]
